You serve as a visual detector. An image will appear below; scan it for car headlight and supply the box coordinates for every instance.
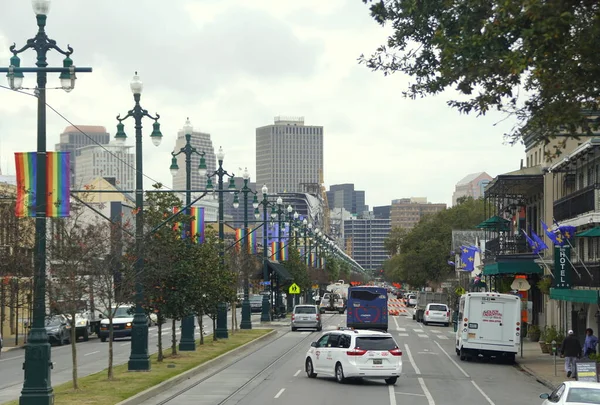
[126,322,132,327]
[77,321,86,326]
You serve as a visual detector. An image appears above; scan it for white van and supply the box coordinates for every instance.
[455,292,521,363]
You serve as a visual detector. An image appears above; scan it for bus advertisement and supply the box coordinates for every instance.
[346,286,388,332]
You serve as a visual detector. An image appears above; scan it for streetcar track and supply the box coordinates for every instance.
[155,314,339,405]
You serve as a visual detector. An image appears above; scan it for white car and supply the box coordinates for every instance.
[304,328,402,385]
[540,381,600,404]
[407,294,417,307]
[422,303,450,326]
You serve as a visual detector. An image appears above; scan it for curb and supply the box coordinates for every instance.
[1,345,26,353]
[116,329,277,405]
[515,361,557,390]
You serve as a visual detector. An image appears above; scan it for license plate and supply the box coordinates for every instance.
[373,359,382,365]
[353,302,360,307]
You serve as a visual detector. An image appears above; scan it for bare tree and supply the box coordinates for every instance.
[226,244,260,334]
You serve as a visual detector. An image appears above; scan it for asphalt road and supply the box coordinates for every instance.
[137,312,549,405]
[0,309,246,404]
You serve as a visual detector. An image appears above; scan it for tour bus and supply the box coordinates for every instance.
[455,292,521,363]
[346,286,388,332]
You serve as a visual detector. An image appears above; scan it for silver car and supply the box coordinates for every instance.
[291,305,322,331]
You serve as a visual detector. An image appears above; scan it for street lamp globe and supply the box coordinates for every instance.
[243,167,250,180]
[252,195,259,209]
[293,211,299,220]
[254,208,260,219]
[276,196,283,206]
[216,146,225,162]
[308,223,312,230]
[198,156,207,177]
[303,218,307,226]
[32,0,51,15]
[169,157,179,177]
[130,72,143,94]
[232,194,240,209]
[261,184,268,195]
[287,205,293,213]
[182,117,193,135]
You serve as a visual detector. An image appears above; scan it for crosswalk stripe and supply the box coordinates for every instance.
[413,329,424,333]
[398,333,409,337]
[438,335,448,340]
[397,328,406,332]
[418,334,429,338]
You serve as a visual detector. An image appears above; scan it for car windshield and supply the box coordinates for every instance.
[250,296,262,302]
[45,317,63,327]
[295,306,316,314]
[355,336,397,351]
[429,305,447,311]
[566,387,600,403]
[109,307,132,318]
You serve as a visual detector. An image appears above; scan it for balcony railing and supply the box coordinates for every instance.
[553,185,595,222]
[486,235,531,258]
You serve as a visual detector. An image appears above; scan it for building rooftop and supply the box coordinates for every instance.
[456,172,488,186]
[62,125,108,134]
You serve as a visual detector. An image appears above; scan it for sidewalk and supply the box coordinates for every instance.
[516,340,567,389]
[1,334,27,353]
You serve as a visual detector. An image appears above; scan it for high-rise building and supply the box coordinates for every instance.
[55,125,111,185]
[452,172,493,205]
[390,197,447,229]
[326,183,368,215]
[171,123,216,194]
[344,216,391,271]
[255,116,323,193]
[74,143,135,191]
[373,205,391,219]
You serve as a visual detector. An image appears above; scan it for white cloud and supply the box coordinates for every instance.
[0,0,524,208]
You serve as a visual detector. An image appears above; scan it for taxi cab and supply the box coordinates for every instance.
[305,327,402,385]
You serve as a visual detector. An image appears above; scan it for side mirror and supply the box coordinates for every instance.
[539,393,549,399]
[98,313,104,319]
[311,342,318,347]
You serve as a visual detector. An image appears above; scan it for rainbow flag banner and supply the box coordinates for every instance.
[278,240,288,262]
[270,241,276,260]
[235,228,245,251]
[246,228,257,254]
[15,152,70,218]
[190,207,204,243]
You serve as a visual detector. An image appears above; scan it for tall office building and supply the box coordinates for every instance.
[373,205,391,219]
[171,122,216,193]
[55,125,111,185]
[327,183,367,215]
[344,215,391,271]
[390,197,447,229]
[256,116,323,193]
[452,172,492,205]
[74,143,135,191]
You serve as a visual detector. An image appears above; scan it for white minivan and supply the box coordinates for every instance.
[455,292,521,363]
[423,303,450,326]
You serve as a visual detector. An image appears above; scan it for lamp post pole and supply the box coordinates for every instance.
[115,73,163,371]
[206,147,235,339]
[0,2,92,403]
[237,168,257,329]
[260,185,272,322]
[169,118,207,351]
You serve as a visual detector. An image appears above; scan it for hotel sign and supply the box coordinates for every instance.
[553,246,572,289]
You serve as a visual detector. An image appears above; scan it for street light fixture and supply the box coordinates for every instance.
[115,72,162,371]
[169,118,206,351]
[259,184,272,322]
[0,2,92,403]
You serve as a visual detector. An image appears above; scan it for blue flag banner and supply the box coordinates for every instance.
[524,229,548,254]
[542,220,564,246]
[459,245,477,271]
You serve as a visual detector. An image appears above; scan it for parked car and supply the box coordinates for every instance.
[540,381,600,404]
[249,295,263,313]
[291,305,321,331]
[422,303,450,326]
[407,294,417,307]
[45,315,71,345]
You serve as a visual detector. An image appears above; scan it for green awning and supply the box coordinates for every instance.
[550,288,599,304]
[576,227,600,237]
[483,260,543,276]
[476,216,511,230]
[267,260,292,281]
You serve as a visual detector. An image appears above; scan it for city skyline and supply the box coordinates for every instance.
[0,1,524,210]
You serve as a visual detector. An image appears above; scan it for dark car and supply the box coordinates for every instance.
[45,315,71,345]
[249,295,263,313]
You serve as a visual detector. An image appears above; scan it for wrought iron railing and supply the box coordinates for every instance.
[553,185,595,222]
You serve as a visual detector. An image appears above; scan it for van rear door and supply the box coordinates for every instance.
[479,300,505,343]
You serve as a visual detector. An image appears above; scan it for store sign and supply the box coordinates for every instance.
[553,246,572,289]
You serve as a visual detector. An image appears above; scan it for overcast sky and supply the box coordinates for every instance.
[0,0,525,208]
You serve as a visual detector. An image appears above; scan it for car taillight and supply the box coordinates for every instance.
[346,348,367,356]
[389,348,402,356]
[291,314,295,321]
[425,310,429,315]
[316,314,320,321]
[447,311,450,317]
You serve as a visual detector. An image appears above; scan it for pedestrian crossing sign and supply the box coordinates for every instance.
[288,283,301,294]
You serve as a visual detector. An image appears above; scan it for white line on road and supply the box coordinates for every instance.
[471,381,496,405]
[398,333,409,337]
[389,385,396,405]
[393,316,400,330]
[397,327,406,332]
[413,329,424,333]
[395,391,426,397]
[434,341,469,378]
[417,334,428,338]
[418,378,435,405]
[84,351,100,356]
[437,335,448,340]
[274,388,285,399]
[403,344,420,374]
[0,355,23,363]
[293,370,301,377]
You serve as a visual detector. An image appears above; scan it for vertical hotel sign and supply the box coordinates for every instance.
[553,246,572,289]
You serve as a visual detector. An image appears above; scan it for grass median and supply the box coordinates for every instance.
[3,329,272,405]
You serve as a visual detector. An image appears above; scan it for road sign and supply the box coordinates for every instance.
[288,283,301,294]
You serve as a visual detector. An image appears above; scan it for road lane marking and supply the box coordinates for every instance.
[434,341,469,378]
[413,329,423,333]
[389,385,396,405]
[0,355,24,363]
[437,335,448,340]
[471,381,495,405]
[293,369,301,377]
[418,378,435,405]
[395,392,426,397]
[430,330,442,334]
[403,344,420,374]
[418,334,428,338]
[397,327,406,332]
[393,317,400,330]
[274,388,285,399]
[398,333,409,337]
[84,351,100,356]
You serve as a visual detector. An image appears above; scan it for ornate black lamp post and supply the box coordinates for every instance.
[169,118,207,351]
[114,72,163,371]
[233,168,259,329]
[258,184,272,322]
[0,1,91,402]
[205,146,236,339]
